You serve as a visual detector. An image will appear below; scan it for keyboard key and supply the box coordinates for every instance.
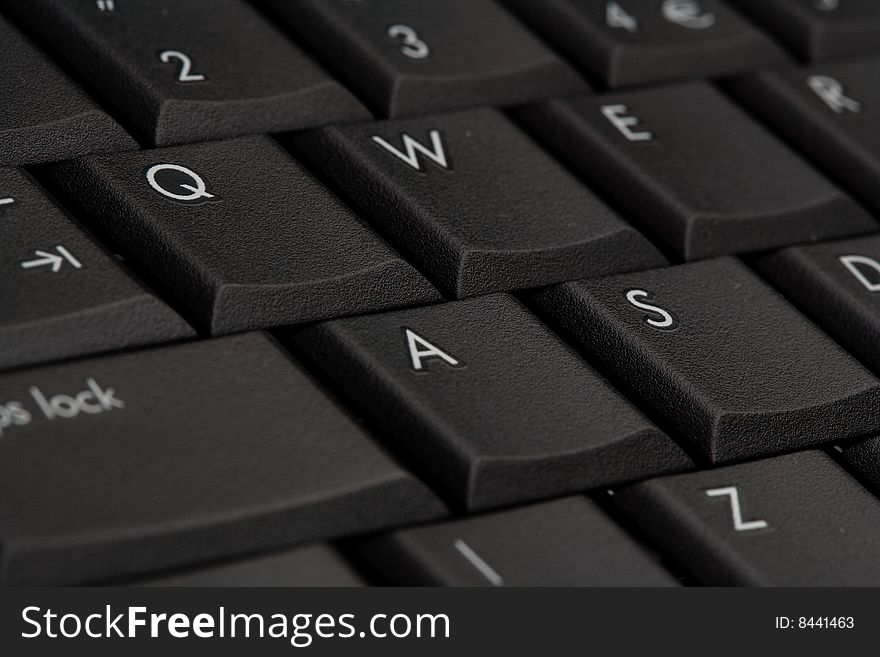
[295,109,666,297]
[0,15,134,166]
[359,497,677,586]
[1,168,194,370]
[756,235,880,374]
[292,294,692,511]
[534,257,880,462]
[5,0,369,146]
[45,135,440,335]
[729,0,880,61]
[0,333,445,585]
[139,544,365,587]
[521,83,874,260]
[612,450,880,585]
[504,0,788,88]
[730,57,880,215]
[265,0,585,117]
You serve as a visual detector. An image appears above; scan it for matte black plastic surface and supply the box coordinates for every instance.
[534,257,880,462]
[296,109,666,298]
[0,168,194,370]
[46,135,440,334]
[0,333,445,585]
[293,294,692,511]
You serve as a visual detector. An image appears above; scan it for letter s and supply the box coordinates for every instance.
[22,606,41,638]
[626,289,678,330]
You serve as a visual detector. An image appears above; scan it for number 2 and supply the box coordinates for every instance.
[159,50,206,82]
[387,24,429,59]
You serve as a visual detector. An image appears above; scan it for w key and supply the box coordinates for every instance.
[534,257,880,462]
[522,83,874,260]
[295,109,665,298]
[46,136,439,334]
[5,0,369,146]
[613,450,880,585]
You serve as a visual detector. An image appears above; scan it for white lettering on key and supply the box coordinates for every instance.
[0,197,15,207]
[20,246,82,273]
[705,486,768,532]
[0,402,31,437]
[607,2,638,32]
[601,105,653,142]
[626,289,677,329]
[839,255,880,292]
[30,378,125,420]
[371,130,449,171]
[662,0,715,29]
[405,328,460,371]
[807,75,861,114]
[454,539,503,586]
[146,163,216,202]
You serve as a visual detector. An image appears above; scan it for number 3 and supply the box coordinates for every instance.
[387,25,429,59]
[159,50,206,82]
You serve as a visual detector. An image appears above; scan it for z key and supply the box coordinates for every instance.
[534,257,880,463]
[505,0,788,87]
[265,0,586,117]
[4,0,369,146]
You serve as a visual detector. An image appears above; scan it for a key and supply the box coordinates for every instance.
[1,168,194,370]
[264,0,585,117]
[138,544,365,587]
[291,294,692,511]
[45,135,440,335]
[730,57,880,216]
[4,0,369,146]
[755,235,880,374]
[0,15,134,166]
[294,109,666,298]
[504,0,788,88]
[612,450,880,585]
[533,257,880,462]
[0,332,445,585]
[358,497,677,586]
[729,0,880,61]
[521,83,874,261]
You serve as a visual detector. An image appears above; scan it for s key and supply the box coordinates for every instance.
[612,450,880,585]
[521,82,874,261]
[534,257,880,462]
[358,497,677,586]
[45,136,440,335]
[0,168,194,370]
[0,333,445,585]
[730,57,880,216]
[264,0,585,117]
[505,0,788,87]
[291,294,691,511]
[729,0,880,61]
[4,0,369,146]
[295,109,665,298]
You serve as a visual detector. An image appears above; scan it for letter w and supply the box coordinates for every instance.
[371,130,449,171]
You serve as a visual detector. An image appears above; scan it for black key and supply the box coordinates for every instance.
[730,0,880,61]
[0,333,445,585]
[292,294,692,511]
[612,450,880,585]
[359,497,677,586]
[264,0,585,117]
[756,235,880,375]
[1,168,194,370]
[730,57,880,215]
[4,0,369,146]
[504,0,788,88]
[0,15,134,166]
[45,135,440,335]
[534,257,880,462]
[521,83,874,260]
[294,109,666,298]
[139,544,365,587]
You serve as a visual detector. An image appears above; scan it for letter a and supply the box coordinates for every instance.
[405,328,460,371]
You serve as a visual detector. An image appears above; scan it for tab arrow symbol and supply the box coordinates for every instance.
[20,246,83,273]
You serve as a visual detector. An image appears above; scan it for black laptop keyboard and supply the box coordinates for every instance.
[3,0,880,587]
